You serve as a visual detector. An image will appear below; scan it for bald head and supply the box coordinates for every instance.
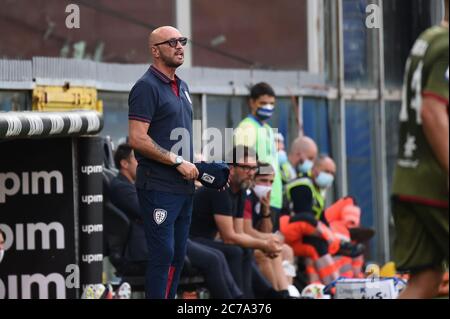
[289,136,318,168]
[313,155,336,175]
[149,26,182,47]
[291,136,318,156]
[149,26,185,70]
[311,155,336,189]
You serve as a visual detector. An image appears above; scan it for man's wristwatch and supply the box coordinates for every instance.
[173,155,184,167]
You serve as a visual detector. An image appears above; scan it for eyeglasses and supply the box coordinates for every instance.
[234,164,259,172]
[256,178,274,184]
[154,37,188,48]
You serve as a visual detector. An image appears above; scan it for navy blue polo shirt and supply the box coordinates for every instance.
[128,65,195,195]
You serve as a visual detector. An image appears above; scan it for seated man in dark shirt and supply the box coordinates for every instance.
[110,144,243,298]
[190,146,287,298]
[110,143,148,270]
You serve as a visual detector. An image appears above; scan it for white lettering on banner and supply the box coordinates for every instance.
[0,171,63,204]
[81,194,103,205]
[81,224,103,235]
[85,113,101,132]
[47,114,65,135]
[81,254,103,264]
[66,114,83,134]
[0,273,66,299]
[80,165,103,175]
[5,116,22,137]
[31,171,63,195]
[27,115,44,136]
[0,222,65,251]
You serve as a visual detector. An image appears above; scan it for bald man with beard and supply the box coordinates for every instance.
[128,26,198,299]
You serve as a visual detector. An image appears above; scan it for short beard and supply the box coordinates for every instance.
[160,51,183,68]
[240,179,254,190]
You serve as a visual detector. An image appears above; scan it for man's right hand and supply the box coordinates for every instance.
[263,236,283,255]
[177,161,199,181]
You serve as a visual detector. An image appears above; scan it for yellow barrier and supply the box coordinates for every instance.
[32,85,103,113]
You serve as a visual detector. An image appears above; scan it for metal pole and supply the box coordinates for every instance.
[336,0,348,198]
[307,0,322,73]
[176,0,192,68]
[374,0,390,263]
[298,95,304,137]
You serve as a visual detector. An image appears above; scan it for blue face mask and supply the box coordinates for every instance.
[256,104,274,121]
[277,150,288,166]
[298,160,314,174]
[315,172,334,189]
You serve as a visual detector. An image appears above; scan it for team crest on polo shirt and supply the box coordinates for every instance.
[153,209,167,225]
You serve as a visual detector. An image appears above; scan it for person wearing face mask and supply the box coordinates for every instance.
[280,135,318,185]
[0,229,5,264]
[243,162,299,297]
[235,83,283,230]
[280,155,363,285]
[275,132,288,171]
[190,146,288,299]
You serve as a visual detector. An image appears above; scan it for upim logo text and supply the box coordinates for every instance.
[0,171,63,203]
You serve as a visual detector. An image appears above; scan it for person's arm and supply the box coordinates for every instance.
[129,121,198,180]
[258,216,273,233]
[421,97,449,175]
[128,120,174,165]
[242,198,272,239]
[243,217,272,240]
[112,181,142,221]
[214,214,280,253]
[257,191,273,233]
[127,81,198,180]
[421,57,449,176]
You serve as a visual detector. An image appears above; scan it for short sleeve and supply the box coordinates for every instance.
[128,81,157,123]
[209,189,233,217]
[423,57,449,104]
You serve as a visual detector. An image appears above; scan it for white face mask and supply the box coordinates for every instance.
[253,185,272,200]
[0,249,4,263]
[315,172,334,190]
[298,159,314,174]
